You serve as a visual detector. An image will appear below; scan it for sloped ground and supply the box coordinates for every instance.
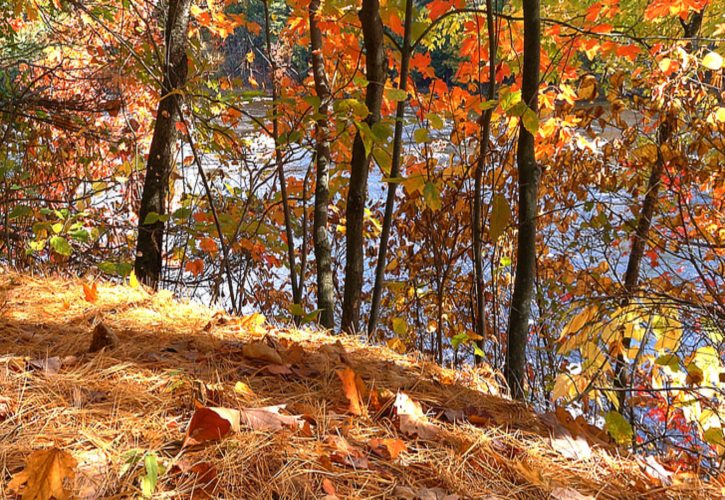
[0,271,720,499]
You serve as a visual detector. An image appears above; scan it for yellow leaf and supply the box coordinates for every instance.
[129,270,139,288]
[702,51,723,71]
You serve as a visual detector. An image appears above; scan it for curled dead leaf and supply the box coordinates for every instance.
[336,367,367,416]
[369,437,407,460]
[242,342,283,365]
[394,392,439,440]
[184,407,241,447]
[239,405,305,431]
[326,435,369,469]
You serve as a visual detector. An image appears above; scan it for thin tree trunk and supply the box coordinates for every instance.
[473,0,497,364]
[613,9,702,413]
[341,0,386,334]
[309,0,335,330]
[505,0,540,400]
[263,0,301,312]
[367,0,413,338]
[134,0,192,288]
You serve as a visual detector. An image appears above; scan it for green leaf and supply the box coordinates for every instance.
[8,205,32,219]
[604,410,633,445]
[143,212,160,225]
[427,113,444,130]
[522,106,539,135]
[423,182,441,211]
[413,128,432,144]
[655,354,680,373]
[703,427,724,447]
[392,317,407,336]
[289,303,305,316]
[141,454,160,499]
[49,236,72,256]
[489,194,511,241]
[386,88,408,102]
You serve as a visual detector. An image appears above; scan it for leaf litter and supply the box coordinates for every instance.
[0,272,721,498]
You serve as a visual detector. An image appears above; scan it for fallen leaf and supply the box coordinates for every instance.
[394,393,439,439]
[319,341,347,364]
[233,381,255,397]
[170,460,219,499]
[83,282,98,303]
[282,343,306,364]
[242,342,283,365]
[322,478,337,497]
[336,367,367,416]
[184,407,241,447]
[8,448,77,500]
[369,438,407,460]
[551,487,594,500]
[260,364,293,376]
[88,323,119,353]
[393,485,460,499]
[548,421,592,460]
[640,455,673,486]
[27,357,62,375]
[75,449,110,500]
[239,405,305,431]
[326,435,369,469]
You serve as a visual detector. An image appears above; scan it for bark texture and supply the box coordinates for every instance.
[505,0,540,399]
[309,0,335,329]
[341,0,386,333]
[134,0,192,288]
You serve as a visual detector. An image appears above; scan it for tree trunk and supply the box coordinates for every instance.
[264,0,301,313]
[473,0,497,364]
[309,0,335,329]
[505,0,540,399]
[134,0,192,288]
[341,0,386,334]
[367,0,413,338]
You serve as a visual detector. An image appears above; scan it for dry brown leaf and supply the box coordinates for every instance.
[551,487,594,499]
[260,364,293,376]
[82,282,98,303]
[322,478,337,497]
[170,460,219,499]
[393,485,460,500]
[326,435,369,469]
[640,455,673,486]
[88,323,119,353]
[282,343,306,364]
[242,342,283,365]
[336,367,367,416]
[542,410,592,460]
[27,357,61,375]
[369,437,407,460]
[8,448,77,500]
[394,392,439,440]
[239,405,305,431]
[183,407,241,447]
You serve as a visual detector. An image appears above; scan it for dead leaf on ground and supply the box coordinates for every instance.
[321,478,338,498]
[640,455,673,486]
[83,282,98,303]
[239,405,305,431]
[242,342,283,365]
[27,356,62,375]
[88,322,119,353]
[393,485,460,499]
[394,392,439,440]
[75,449,110,500]
[326,435,370,469]
[260,364,293,376]
[337,367,367,416]
[542,411,592,460]
[551,486,595,499]
[8,447,77,500]
[170,460,219,499]
[369,437,407,460]
[184,407,241,447]
[282,343,306,364]
[319,341,347,364]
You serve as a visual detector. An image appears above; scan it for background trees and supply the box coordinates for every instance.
[1,0,723,467]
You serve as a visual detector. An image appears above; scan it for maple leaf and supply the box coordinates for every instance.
[83,282,98,303]
[8,448,77,500]
[394,392,439,439]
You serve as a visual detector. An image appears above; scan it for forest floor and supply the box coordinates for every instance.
[0,271,721,499]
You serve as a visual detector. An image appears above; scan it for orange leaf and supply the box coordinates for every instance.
[336,367,367,416]
[369,438,407,460]
[185,258,204,277]
[83,282,98,303]
[184,407,240,447]
[8,448,77,500]
[199,237,219,254]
